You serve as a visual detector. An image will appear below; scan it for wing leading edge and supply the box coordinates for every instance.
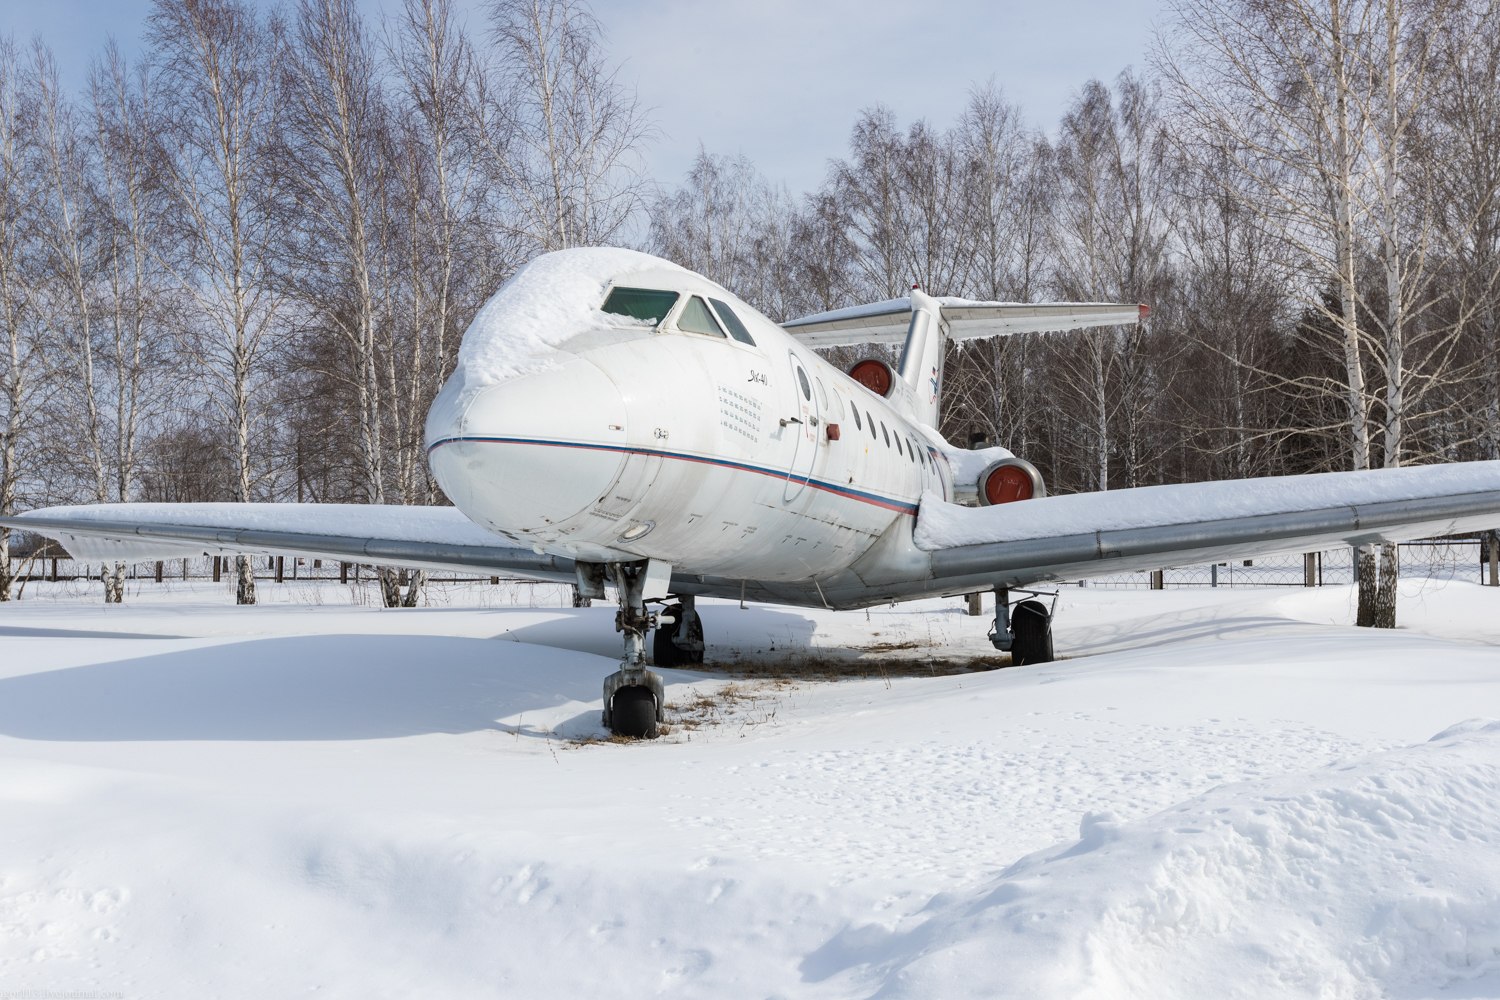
[912,461,1500,594]
[0,503,579,584]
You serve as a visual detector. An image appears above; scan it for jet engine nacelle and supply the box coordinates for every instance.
[848,358,895,397]
[978,456,1046,505]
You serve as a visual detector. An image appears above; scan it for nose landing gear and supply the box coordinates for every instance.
[601,561,667,739]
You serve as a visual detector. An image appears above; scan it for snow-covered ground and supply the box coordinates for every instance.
[2,576,1499,998]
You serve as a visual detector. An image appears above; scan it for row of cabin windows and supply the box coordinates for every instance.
[846,397,928,471]
[600,286,756,347]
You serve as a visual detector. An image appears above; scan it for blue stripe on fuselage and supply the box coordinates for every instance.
[426,435,920,516]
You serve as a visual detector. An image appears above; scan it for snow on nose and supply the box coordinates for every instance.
[426,361,626,536]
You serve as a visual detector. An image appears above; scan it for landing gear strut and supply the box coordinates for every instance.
[653,594,705,667]
[988,585,1056,665]
[601,562,666,738]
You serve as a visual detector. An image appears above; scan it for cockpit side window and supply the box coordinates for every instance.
[709,298,756,346]
[602,287,679,325]
[677,296,727,337]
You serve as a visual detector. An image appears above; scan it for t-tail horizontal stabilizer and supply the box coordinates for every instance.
[783,295,1147,427]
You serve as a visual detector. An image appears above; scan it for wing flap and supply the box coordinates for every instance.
[916,462,1500,588]
[1,502,578,582]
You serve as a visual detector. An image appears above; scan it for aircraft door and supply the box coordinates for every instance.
[783,352,820,502]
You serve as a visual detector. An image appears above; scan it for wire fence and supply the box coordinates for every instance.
[8,538,1500,600]
[7,553,578,608]
[11,553,507,585]
[1080,538,1499,589]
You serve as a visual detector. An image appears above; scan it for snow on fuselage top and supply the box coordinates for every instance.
[452,247,695,388]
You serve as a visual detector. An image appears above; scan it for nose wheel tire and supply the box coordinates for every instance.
[609,685,659,739]
[1009,599,1055,665]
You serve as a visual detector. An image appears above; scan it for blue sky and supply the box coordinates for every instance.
[2,0,1164,194]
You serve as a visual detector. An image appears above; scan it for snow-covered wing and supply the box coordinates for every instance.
[782,298,1147,348]
[0,503,577,582]
[916,462,1500,589]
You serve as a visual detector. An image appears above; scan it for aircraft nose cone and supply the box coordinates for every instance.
[426,361,626,536]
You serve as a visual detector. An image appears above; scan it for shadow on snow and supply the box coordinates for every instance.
[0,634,617,742]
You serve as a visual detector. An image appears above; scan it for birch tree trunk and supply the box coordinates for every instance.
[0,41,44,603]
[149,0,289,605]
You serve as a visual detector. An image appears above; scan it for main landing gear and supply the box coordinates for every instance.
[653,595,705,667]
[988,585,1056,665]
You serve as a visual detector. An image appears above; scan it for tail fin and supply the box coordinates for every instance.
[896,288,946,427]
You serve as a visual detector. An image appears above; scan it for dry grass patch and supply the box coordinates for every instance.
[697,652,1001,681]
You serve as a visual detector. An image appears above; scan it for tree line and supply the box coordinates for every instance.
[2,0,1497,623]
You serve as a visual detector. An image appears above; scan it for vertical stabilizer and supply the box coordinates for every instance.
[895,288,947,427]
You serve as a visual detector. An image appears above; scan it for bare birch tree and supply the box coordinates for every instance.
[0,39,50,601]
[649,149,800,317]
[387,0,489,504]
[86,45,173,600]
[1049,73,1175,491]
[481,0,652,253]
[149,0,288,605]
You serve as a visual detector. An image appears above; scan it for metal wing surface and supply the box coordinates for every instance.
[913,462,1500,592]
[0,503,578,583]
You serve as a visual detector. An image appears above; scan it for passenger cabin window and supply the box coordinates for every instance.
[678,296,726,337]
[851,404,862,431]
[602,286,679,325]
[709,298,756,346]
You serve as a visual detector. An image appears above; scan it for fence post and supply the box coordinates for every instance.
[340,561,349,584]
[1303,553,1316,588]
[1149,569,1164,590]
[212,555,221,582]
[154,560,163,583]
[49,557,57,582]
[966,592,984,615]
[1210,563,1219,588]
[275,556,284,583]
[1489,532,1499,587]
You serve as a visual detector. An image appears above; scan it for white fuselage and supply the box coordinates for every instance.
[424,269,955,585]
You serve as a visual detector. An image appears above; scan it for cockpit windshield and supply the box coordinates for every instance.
[677,296,727,337]
[601,286,679,324]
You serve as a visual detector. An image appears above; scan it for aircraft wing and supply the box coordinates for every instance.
[907,462,1500,595]
[782,298,1147,349]
[0,503,578,583]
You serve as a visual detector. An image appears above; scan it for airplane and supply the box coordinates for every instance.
[6,245,1500,739]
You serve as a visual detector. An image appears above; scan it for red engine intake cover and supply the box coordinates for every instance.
[848,358,894,397]
[978,457,1046,506]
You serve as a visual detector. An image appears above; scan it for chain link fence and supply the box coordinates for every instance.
[7,552,575,607]
[1082,538,1499,589]
[9,537,1500,599]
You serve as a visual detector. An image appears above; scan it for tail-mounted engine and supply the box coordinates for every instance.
[978,457,1046,505]
[848,358,895,397]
